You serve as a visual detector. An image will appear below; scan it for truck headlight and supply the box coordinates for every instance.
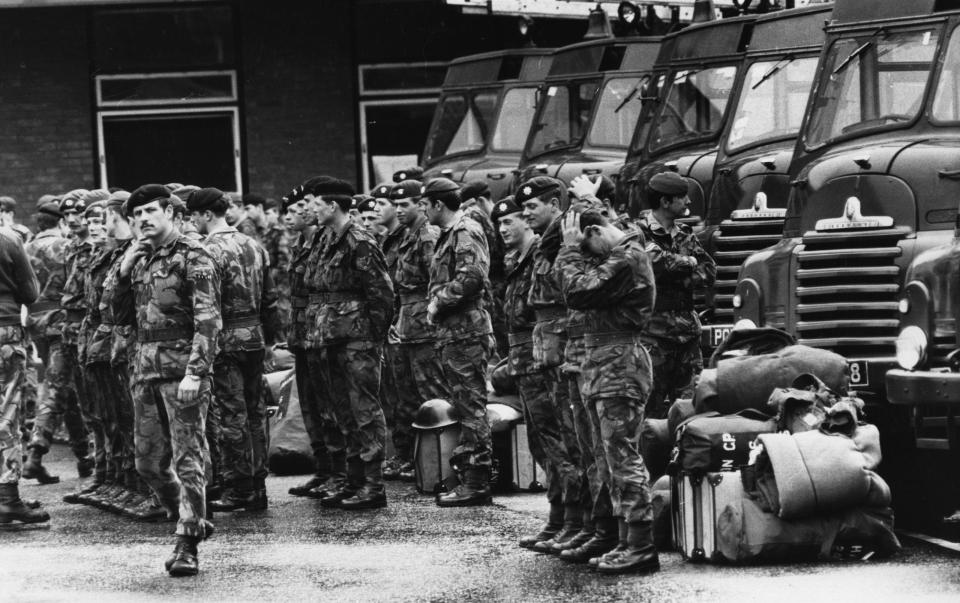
[895,326,927,370]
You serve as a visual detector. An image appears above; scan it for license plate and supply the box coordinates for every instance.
[701,325,732,350]
[847,360,870,387]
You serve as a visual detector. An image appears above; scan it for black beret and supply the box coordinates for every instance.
[491,196,522,222]
[421,177,460,199]
[649,171,689,196]
[356,197,377,213]
[36,194,58,210]
[242,193,266,207]
[390,180,422,200]
[371,183,394,199]
[60,189,89,213]
[302,175,354,197]
[515,176,564,205]
[126,184,171,216]
[392,166,424,183]
[186,187,228,213]
[460,180,490,202]
[83,200,107,218]
[38,201,63,219]
[106,190,130,213]
[164,183,184,192]
[282,186,305,211]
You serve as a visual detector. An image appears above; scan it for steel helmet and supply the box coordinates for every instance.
[412,399,458,430]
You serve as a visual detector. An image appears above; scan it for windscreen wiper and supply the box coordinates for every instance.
[751,55,795,90]
[832,29,884,76]
[614,75,651,114]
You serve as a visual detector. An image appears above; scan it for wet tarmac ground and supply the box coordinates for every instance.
[2,445,960,602]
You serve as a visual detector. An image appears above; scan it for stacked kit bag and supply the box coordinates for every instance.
[665,328,900,564]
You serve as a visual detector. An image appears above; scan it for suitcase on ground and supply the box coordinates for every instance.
[413,424,461,495]
[675,410,776,474]
[672,470,744,562]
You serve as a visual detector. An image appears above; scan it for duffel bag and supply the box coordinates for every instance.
[674,409,777,474]
[640,418,671,481]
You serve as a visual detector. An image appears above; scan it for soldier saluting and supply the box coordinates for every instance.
[114,184,221,577]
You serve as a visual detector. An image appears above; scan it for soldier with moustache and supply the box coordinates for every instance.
[635,172,716,419]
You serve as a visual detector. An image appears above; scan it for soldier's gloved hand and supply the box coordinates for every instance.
[568,174,602,202]
[561,211,583,247]
[178,374,202,403]
[426,301,438,325]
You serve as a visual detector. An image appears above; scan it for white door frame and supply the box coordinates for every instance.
[96,106,242,192]
[358,97,437,192]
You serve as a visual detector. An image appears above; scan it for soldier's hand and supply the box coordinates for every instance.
[561,211,583,246]
[426,301,438,325]
[119,241,149,277]
[178,374,202,403]
[569,174,602,201]
[387,325,401,344]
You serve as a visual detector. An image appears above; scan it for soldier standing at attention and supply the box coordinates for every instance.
[306,177,394,510]
[114,184,221,576]
[459,181,506,357]
[22,200,91,485]
[387,180,449,481]
[423,178,494,507]
[0,221,45,524]
[189,188,281,513]
[556,209,659,576]
[515,177,584,551]
[636,172,715,419]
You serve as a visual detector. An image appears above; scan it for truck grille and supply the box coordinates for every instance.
[793,227,909,359]
[712,216,785,320]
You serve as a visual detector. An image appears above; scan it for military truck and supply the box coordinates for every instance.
[421,48,553,201]
[700,3,832,349]
[514,35,663,190]
[733,0,960,523]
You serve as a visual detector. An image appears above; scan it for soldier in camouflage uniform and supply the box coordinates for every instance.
[556,209,659,575]
[460,181,506,358]
[114,184,220,576]
[0,223,47,524]
[259,197,291,342]
[189,188,281,512]
[388,181,450,478]
[516,177,585,551]
[22,200,91,485]
[636,172,716,419]
[304,177,394,510]
[423,178,494,507]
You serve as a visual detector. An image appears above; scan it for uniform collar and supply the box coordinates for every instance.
[644,210,680,237]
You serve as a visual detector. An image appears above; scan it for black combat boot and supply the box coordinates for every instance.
[436,468,492,508]
[340,461,387,510]
[306,451,347,499]
[552,509,595,553]
[533,504,583,554]
[63,479,103,504]
[519,501,564,549]
[597,521,660,575]
[0,483,50,524]
[319,456,363,508]
[21,448,59,484]
[76,455,95,479]
[166,536,200,577]
[589,518,628,568]
[561,516,619,563]
[291,447,335,495]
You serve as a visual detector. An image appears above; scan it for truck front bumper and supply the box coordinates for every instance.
[886,369,960,406]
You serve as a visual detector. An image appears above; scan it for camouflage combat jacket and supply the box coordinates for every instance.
[636,211,716,343]
[61,237,96,346]
[235,217,259,240]
[528,217,567,370]
[394,215,439,344]
[304,221,394,346]
[25,229,69,340]
[287,227,321,350]
[79,242,120,365]
[114,231,221,380]
[503,235,539,376]
[97,239,135,367]
[428,213,492,341]
[204,226,281,353]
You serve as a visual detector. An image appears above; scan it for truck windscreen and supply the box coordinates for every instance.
[725,56,818,154]
[490,87,538,152]
[587,76,646,149]
[648,65,738,153]
[526,79,600,159]
[805,28,940,149]
[424,89,498,162]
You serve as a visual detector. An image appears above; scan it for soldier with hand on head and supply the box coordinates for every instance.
[114,184,221,576]
[635,171,716,419]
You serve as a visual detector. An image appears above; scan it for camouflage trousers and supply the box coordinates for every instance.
[568,371,614,519]
[439,336,492,471]
[386,340,450,462]
[319,341,387,467]
[517,368,583,506]
[640,335,701,420]
[133,377,212,539]
[112,363,138,489]
[0,328,27,484]
[82,363,120,483]
[377,343,402,456]
[582,340,653,523]
[28,338,89,460]
[210,350,267,490]
[293,348,335,477]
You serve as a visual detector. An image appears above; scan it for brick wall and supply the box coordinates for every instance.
[0,7,95,224]
[239,0,358,199]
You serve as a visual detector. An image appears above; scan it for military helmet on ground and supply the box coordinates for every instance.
[412,399,458,429]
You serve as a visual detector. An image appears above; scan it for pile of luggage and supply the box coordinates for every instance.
[643,328,902,564]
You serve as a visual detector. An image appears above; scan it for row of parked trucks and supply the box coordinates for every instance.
[420,0,960,530]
